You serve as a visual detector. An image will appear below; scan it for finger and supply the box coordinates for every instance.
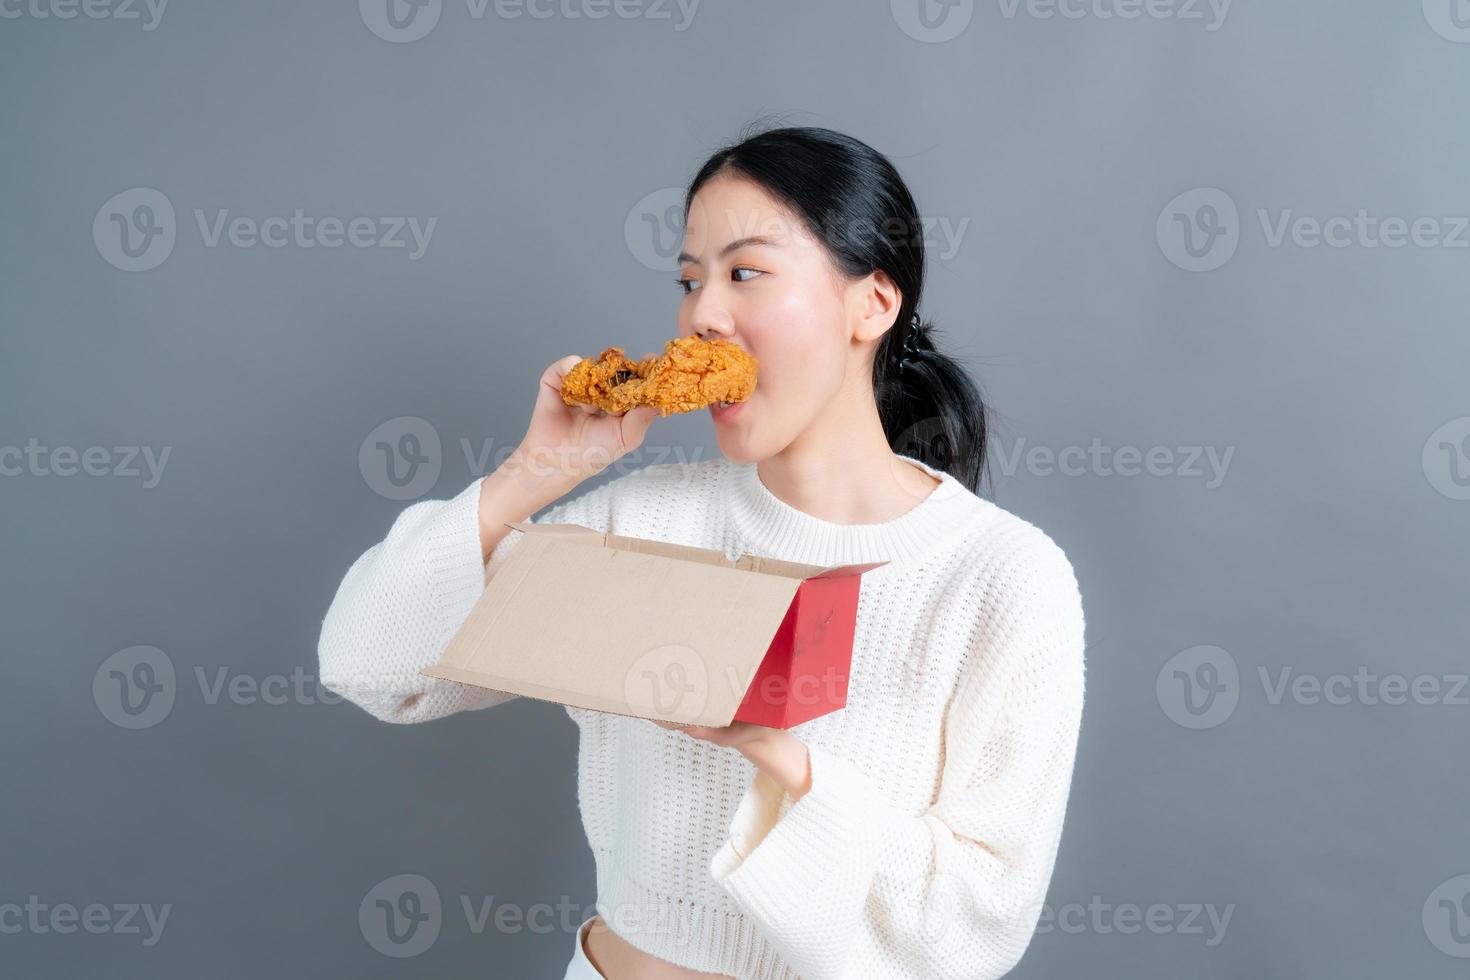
[620,405,657,436]
[541,355,584,398]
[545,355,585,389]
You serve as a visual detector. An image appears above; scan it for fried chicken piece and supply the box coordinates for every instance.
[559,347,649,415]
[560,337,758,416]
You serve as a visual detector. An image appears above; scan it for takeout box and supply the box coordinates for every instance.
[420,522,887,728]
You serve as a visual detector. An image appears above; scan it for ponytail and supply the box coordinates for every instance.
[875,312,990,495]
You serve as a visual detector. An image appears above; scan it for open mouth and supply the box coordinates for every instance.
[709,397,747,419]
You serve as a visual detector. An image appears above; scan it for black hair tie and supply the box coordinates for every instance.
[898,313,925,371]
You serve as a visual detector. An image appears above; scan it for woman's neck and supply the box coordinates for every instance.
[758,395,941,526]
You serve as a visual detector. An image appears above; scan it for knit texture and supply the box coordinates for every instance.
[318,454,1086,980]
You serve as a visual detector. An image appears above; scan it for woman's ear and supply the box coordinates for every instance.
[848,269,903,344]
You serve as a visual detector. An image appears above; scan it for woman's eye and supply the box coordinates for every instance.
[675,267,760,295]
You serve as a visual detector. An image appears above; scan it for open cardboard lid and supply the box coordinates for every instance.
[421,522,887,725]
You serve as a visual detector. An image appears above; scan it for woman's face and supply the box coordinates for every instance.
[675,173,895,463]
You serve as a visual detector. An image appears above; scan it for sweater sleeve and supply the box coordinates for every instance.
[317,475,614,724]
[708,540,1086,980]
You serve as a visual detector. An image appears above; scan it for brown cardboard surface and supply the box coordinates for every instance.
[421,523,875,725]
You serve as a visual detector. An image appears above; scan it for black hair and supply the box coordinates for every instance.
[684,123,991,495]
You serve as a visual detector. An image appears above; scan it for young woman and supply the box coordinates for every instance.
[318,126,1086,980]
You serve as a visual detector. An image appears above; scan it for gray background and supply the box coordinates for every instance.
[3,0,1467,977]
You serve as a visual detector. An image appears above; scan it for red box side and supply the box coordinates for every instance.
[732,575,861,728]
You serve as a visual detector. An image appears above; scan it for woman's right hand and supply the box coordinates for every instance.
[508,353,660,495]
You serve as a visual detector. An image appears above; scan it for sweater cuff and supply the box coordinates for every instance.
[424,477,491,643]
[709,741,901,918]
[709,765,788,877]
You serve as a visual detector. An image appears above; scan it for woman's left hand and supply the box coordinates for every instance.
[651,719,813,800]
[650,719,771,749]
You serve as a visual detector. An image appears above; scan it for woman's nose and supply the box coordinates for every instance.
[681,276,736,339]
[693,323,735,341]
[686,302,735,340]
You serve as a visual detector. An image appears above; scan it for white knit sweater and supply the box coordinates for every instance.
[318,454,1086,980]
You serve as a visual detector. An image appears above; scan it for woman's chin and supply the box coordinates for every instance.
[712,423,760,464]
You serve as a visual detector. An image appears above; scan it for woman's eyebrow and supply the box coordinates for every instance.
[677,235,781,266]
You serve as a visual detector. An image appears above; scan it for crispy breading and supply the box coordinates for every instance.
[559,347,649,415]
[560,337,758,416]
